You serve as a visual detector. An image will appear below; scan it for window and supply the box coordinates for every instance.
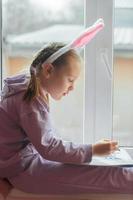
[84,0,133,147]
[113,0,133,147]
[1,0,84,143]
[1,0,133,147]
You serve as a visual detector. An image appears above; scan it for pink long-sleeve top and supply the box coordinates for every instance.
[0,73,92,178]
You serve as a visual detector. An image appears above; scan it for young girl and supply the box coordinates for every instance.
[0,19,133,194]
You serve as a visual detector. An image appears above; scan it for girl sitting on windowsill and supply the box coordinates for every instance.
[0,19,133,194]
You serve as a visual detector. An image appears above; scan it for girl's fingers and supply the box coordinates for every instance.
[102,140,118,147]
[104,140,118,146]
[93,139,119,156]
[111,141,118,145]
[103,139,110,142]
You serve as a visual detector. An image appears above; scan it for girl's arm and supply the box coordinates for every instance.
[20,102,92,165]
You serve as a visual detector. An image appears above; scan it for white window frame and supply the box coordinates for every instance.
[84,0,113,144]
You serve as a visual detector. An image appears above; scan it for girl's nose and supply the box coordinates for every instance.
[69,85,74,91]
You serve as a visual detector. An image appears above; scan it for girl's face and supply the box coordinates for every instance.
[40,57,81,100]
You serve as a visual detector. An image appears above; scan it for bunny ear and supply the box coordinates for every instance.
[71,19,104,48]
[43,18,104,65]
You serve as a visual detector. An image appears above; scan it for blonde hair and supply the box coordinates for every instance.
[23,42,81,103]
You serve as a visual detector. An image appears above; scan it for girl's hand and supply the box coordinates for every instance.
[92,139,118,156]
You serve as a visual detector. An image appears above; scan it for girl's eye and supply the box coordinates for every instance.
[68,79,74,83]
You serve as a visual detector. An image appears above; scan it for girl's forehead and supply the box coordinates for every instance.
[62,59,81,76]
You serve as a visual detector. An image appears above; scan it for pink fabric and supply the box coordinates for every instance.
[42,18,104,65]
[0,74,133,195]
[9,153,133,195]
[0,74,92,177]
[0,179,12,199]
[71,23,104,48]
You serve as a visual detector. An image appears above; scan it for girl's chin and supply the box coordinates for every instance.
[52,95,63,101]
[51,92,68,100]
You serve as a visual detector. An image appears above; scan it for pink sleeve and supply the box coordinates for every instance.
[20,103,92,164]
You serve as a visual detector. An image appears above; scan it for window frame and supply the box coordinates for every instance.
[84,0,114,144]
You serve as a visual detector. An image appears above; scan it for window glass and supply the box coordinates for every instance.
[113,0,133,146]
[2,0,84,143]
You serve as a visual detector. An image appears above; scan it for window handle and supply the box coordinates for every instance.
[100,49,112,80]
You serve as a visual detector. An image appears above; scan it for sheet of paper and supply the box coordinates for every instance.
[88,148,133,166]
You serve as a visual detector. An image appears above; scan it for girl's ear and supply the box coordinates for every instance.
[42,63,54,79]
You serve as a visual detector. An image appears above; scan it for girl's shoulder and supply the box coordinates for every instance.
[16,92,49,117]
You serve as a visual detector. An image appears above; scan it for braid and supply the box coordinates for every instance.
[23,71,39,103]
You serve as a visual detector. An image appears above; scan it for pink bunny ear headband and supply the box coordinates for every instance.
[31,18,104,74]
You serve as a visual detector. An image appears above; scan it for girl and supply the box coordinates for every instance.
[0,19,133,194]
